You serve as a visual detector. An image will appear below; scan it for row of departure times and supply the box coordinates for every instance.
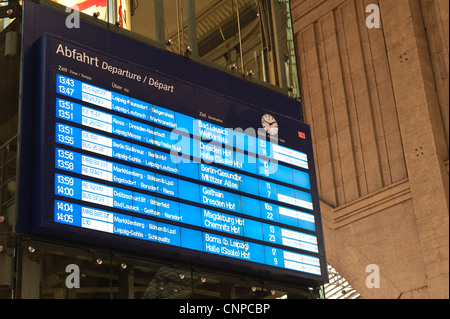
[53,147,321,274]
[56,74,310,171]
[52,73,323,276]
[55,100,315,212]
[54,198,321,275]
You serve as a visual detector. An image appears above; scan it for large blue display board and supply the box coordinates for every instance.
[19,3,327,284]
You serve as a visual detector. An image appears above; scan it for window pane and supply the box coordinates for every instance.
[48,0,301,99]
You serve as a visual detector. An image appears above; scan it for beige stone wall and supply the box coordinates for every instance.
[291,0,449,298]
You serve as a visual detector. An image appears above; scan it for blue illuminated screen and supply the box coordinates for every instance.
[35,36,326,281]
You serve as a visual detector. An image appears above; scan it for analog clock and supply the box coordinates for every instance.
[261,114,279,135]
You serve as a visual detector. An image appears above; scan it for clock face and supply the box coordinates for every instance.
[261,114,279,135]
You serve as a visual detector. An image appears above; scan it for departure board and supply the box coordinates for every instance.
[29,33,327,283]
